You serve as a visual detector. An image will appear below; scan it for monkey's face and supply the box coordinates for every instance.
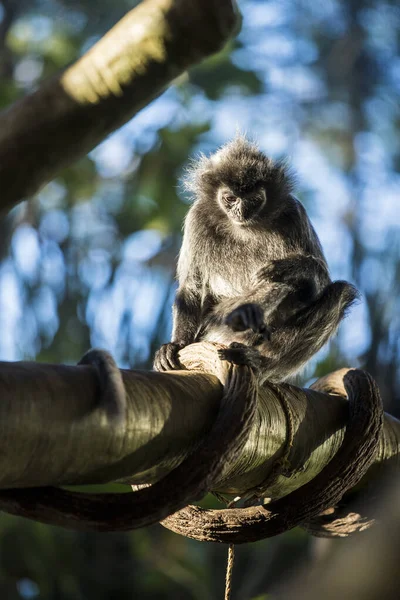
[217,186,267,225]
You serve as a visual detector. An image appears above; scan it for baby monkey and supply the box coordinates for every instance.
[154,136,357,382]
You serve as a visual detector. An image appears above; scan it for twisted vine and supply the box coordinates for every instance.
[300,369,381,537]
[161,368,383,543]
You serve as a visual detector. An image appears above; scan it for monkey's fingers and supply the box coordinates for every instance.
[153,343,183,372]
[218,344,264,369]
[225,303,268,337]
[257,323,271,341]
[224,307,243,331]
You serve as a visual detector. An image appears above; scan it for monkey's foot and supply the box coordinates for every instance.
[225,303,270,340]
[153,342,184,372]
[218,343,265,369]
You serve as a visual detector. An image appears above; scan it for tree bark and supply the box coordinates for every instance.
[0,0,239,214]
[0,343,398,500]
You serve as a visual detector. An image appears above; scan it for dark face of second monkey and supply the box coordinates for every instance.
[218,186,267,225]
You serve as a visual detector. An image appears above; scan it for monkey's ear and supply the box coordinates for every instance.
[183,153,214,193]
[200,170,215,185]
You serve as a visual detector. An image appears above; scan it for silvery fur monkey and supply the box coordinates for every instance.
[154,136,358,382]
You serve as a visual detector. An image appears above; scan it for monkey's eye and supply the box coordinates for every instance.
[223,194,237,206]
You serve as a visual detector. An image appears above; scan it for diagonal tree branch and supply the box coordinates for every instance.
[0,0,239,214]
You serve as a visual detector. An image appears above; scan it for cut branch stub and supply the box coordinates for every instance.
[161,369,383,543]
[0,344,256,531]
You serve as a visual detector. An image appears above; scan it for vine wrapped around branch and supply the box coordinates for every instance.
[0,343,394,534]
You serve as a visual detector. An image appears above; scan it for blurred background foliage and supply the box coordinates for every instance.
[0,0,399,598]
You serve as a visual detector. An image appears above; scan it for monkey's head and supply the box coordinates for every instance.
[185,136,295,226]
[216,185,266,225]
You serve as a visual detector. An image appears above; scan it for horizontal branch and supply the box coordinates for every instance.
[0,0,239,213]
[0,343,398,502]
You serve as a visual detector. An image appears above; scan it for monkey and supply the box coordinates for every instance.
[154,136,358,383]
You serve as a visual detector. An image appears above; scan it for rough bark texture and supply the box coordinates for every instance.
[0,0,239,213]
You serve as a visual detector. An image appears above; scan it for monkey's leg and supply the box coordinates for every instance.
[218,342,267,370]
[261,280,359,381]
[213,283,292,335]
[217,255,329,338]
[253,255,330,293]
[225,303,270,339]
[218,281,358,382]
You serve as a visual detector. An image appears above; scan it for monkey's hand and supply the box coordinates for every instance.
[218,342,265,369]
[153,342,184,372]
[225,303,270,340]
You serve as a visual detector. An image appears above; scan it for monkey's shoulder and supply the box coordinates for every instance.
[274,196,326,257]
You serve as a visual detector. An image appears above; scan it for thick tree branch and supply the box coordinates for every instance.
[0,343,398,500]
[0,355,258,531]
[0,0,239,213]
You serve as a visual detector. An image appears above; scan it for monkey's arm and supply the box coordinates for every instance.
[254,254,330,292]
[208,254,331,338]
[172,288,203,345]
[154,286,203,372]
[207,282,292,338]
